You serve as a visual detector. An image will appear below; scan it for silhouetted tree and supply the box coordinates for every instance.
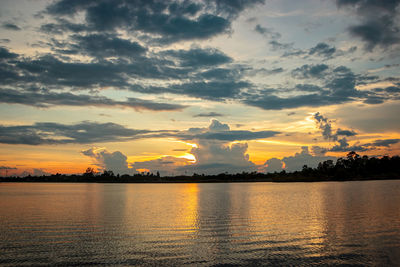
[83,167,96,177]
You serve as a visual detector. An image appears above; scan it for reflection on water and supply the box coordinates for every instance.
[1,181,400,266]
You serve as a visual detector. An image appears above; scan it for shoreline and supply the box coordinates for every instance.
[1,176,399,184]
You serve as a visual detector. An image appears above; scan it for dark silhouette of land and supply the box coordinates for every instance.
[1,152,399,183]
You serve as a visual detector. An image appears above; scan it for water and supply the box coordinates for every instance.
[1,181,399,266]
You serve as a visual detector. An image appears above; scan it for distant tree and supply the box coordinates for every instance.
[102,170,115,177]
[83,167,95,177]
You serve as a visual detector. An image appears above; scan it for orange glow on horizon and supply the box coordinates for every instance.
[136,168,150,173]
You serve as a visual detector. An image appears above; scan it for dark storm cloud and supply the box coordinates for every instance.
[194,112,225,117]
[0,122,152,145]
[1,23,21,31]
[336,0,400,50]
[44,0,264,43]
[0,88,186,111]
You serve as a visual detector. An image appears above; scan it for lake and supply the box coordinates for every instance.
[1,181,400,266]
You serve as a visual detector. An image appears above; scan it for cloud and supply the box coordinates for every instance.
[242,93,342,110]
[193,130,278,142]
[1,23,21,31]
[123,119,278,175]
[313,112,361,152]
[208,119,230,131]
[40,19,86,34]
[67,33,147,59]
[245,67,284,76]
[181,119,279,141]
[20,168,52,177]
[336,129,357,137]
[283,42,355,59]
[178,141,257,174]
[88,140,257,176]
[0,88,186,111]
[264,158,283,172]
[0,119,278,146]
[193,112,225,117]
[82,147,130,175]
[336,0,400,50]
[282,147,336,171]
[370,139,400,147]
[291,64,329,79]
[197,67,243,80]
[44,0,265,43]
[314,112,339,141]
[0,166,17,170]
[308,42,337,58]
[0,47,18,60]
[263,147,336,172]
[0,46,251,105]
[131,156,191,176]
[269,40,294,50]
[241,64,398,111]
[254,24,281,39]
[146,80,250,100]
[162,47,232,67]
[0,121,151,145]
[329,137,367,152]
[313,112,399,153]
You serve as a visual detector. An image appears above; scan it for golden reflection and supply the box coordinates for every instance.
[245,183,329,257]
[180,183,199,231]
[123,183,199,233]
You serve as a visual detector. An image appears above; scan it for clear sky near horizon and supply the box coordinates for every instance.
[0,0,399,176]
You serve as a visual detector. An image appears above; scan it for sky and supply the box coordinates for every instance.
[0,0,399,176]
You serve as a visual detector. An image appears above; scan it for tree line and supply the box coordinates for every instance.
[1,152,399,183]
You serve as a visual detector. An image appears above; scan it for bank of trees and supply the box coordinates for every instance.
[1,152,399,183]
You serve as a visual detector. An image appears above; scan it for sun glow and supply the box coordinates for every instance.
[178,153,196,163]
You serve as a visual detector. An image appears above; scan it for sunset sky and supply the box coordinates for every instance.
[0,0,399,176]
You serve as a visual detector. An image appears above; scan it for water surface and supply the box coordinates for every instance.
[1,181,400,266]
